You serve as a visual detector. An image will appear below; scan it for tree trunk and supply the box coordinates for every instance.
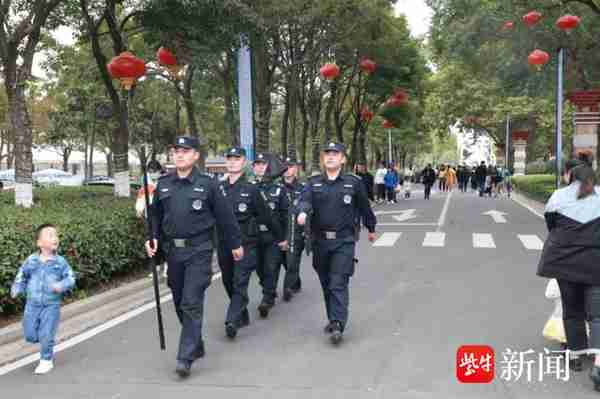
[62,148,71,172]
[182,66,206,170]
[358,126,368,165]
[6,81,33,207]
[253,43,273,153]
[281,85,290,156]
[106,151,113,177]
[349,120,360,168]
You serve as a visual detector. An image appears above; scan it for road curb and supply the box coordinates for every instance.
[510,189,545,219]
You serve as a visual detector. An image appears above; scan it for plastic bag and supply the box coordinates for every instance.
[545,279,561,299]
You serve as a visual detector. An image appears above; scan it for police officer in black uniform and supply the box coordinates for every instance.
[297,142,377,345]
[253,153,289,318]
[217,147,282,339]
[277,156,306,301]
[145,136,243,378]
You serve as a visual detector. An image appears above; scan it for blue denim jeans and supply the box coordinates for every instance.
[23,303,61,360]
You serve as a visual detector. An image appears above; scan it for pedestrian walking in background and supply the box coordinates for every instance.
[537,161,600,390]
[421,164,436,200]
[384,165,399,204]
[355,163,375,202]
[446,166,457,191]
[475,161,487,197]
[438,165,447,192]
[374,162,387,204]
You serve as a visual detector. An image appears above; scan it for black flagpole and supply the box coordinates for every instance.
[140,146,166,350]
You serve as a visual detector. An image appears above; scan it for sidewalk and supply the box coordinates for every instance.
[0,275,169,367]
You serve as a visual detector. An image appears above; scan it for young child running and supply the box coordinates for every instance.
[11,224,76,374]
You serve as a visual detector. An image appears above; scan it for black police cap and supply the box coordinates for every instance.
[323,142,346,153]
[254,153,268,163]
[284,156,300,166]
[173,136,199,149]
[225,147,246,158]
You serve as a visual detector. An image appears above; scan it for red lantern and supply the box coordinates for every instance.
[392,88,409,104]
[523,11,542,27]
[360,107,374,122]
[383,119,395,129]
[359,58,377,74]
[502,21,514,30]
[320,63,340,80]
[556,15,580,33]
[157,47,182,78]
[528,49,550,70]
[107,52,146,90]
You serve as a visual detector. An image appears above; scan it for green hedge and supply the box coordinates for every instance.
[512,174,555,203]
[0,187,146,316]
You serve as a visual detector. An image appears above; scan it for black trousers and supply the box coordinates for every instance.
[166,246,213,362]
[424,183,432,199]
[256,237,281,303]
[312,239,355,331]
[557,279,600,353]
[217,244,257,325]
[279,235,305,291]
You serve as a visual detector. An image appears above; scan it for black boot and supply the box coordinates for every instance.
[225,322,237,339]
[175,360,191,378]
[283,288,293,302]
[237,310,250,329]
[591,365,600,391]
[330,321,344,345]
[323,321,335,334]
[258,299,273,318]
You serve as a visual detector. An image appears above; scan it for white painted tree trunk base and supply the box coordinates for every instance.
[15,182,33,207]
[113,171,130,198]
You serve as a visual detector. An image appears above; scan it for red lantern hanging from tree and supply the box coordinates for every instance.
[382,119,395,129]
[528,49,550,71]
[523,11,542,27]
[359,58,377,74]
[361,107,374,122]
[157,47,182,77]
[320,63,340,80]
[107,52,146,90]
[392,88,409,104]
[556,15,580,33]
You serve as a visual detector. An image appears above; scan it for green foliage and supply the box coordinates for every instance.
[512,174,555,202]
[0,187,146,316]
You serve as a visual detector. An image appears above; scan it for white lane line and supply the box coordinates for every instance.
[511,194,544,220]
[518,234,544,250]
[373,232,402,247]
[0,273,222,376]
[437,191,453,231]
[423,232,445,247]
[473,233,496,249]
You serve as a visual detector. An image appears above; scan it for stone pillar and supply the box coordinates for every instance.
[567,90,600,169]
[512,131,528,175]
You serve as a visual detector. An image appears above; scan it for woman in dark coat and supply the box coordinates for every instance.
[537,161,600,389]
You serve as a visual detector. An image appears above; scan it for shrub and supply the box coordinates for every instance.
[0,186,146,316]
[512,174,556,203]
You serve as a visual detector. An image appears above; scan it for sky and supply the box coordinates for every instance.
[394,0,433,37]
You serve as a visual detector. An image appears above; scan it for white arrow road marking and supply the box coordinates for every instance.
[423,232,445,247]
[483,210,508,223]
[518,234,544,250]
[373,232,402,247]
[393,209,417,222]
[473,233,496,248]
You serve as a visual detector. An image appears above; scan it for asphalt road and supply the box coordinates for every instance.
[3,185,599,398]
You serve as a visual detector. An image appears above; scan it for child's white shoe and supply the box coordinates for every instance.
[34,359,54,374]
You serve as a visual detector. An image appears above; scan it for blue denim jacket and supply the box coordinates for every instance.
[10,253,76,305]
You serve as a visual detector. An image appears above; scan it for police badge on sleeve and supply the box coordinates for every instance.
[192,199,203,210]
[238,203,247,212]
[343,194,352,204]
